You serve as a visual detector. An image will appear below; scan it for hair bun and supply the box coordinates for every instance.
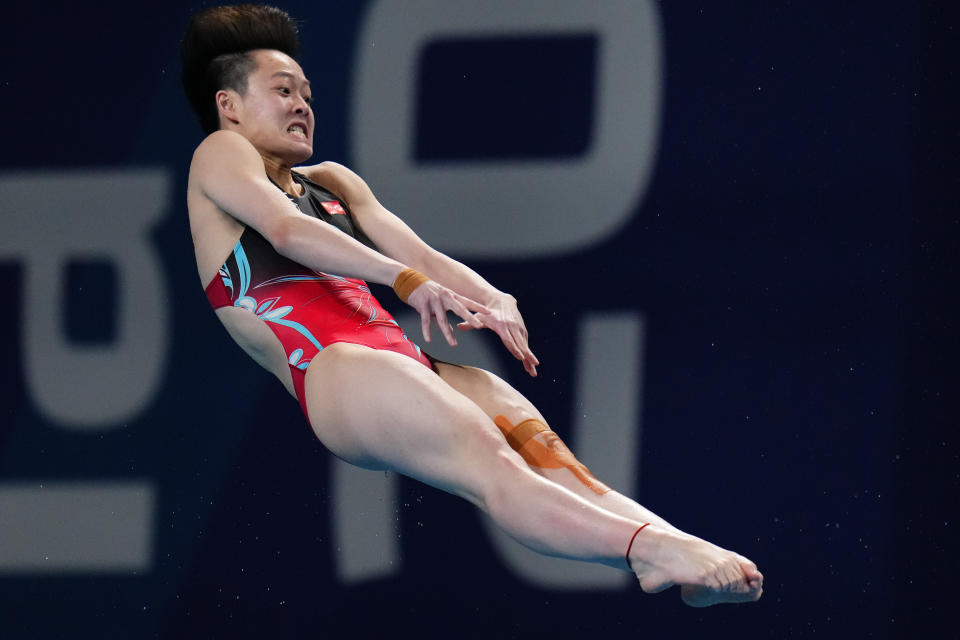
[181,4,301,133]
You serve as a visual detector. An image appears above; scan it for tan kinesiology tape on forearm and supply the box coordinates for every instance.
[494,415,611,495]
[392,267,430,302]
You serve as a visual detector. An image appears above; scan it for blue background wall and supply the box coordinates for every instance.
[0,2,955,638]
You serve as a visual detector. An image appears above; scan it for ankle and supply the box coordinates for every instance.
[625,523,651,571]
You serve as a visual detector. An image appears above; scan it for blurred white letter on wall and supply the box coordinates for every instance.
[351,0,662,258]
[0,169,170,429]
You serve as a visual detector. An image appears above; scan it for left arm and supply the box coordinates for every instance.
[304,162,539,376]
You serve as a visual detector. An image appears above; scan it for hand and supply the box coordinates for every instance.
[460,294,540,377]
[405,280,488,347]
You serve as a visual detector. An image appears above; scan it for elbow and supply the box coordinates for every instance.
[263,216,297,256]
[417,246,444,273]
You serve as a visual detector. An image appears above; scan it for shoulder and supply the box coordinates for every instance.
[189,131,267,192]
[191,131,262,172]
[295,161,370,200]
[193,129,257,154]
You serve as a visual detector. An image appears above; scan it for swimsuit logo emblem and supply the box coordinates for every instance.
[321,201,346,215]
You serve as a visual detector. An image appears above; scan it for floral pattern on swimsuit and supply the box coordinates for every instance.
[204,173,433,423]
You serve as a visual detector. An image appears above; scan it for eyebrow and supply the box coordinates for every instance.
[270,71,311,86]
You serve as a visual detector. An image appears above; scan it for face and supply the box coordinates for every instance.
[220,49,315,163]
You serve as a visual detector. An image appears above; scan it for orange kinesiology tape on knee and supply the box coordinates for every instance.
[494,415,611,495]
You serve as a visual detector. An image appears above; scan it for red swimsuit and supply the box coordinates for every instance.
[205,172,433,423]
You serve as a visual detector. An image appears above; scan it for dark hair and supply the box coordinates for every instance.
[181,4,301,134]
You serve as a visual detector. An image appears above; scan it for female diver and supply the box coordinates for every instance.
[181,4,763,607]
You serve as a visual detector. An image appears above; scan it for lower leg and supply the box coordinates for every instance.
[437,364,678,528]
[477,452,763,601]
[594,489,677,530]
[484,451,764,603]
[492,413,680,531]
[436,363,764,604]
[473,447,645,568]
[494,420,764,604]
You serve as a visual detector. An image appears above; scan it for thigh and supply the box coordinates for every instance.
[433,362,546,426]
[303,343,517,505]
[436,362,617,500]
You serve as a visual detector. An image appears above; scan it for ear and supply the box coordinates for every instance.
[215,89,241,126]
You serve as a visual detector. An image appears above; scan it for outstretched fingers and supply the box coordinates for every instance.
[450,293,488,330]
[515,330,540,376]
[497,324,526,362]
[408,281,488,347]
[464,300,540,376]
[492,321,537,374]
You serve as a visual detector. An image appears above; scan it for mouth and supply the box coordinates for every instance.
[287,122,309,140]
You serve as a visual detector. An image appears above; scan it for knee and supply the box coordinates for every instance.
[470,437,532,513]
[472,367,539,422]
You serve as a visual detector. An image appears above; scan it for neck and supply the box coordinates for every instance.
[261,153,302,196]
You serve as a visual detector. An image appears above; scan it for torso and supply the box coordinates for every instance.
[189,162,360,289]
[188,165,426,397]
[188,167,327,394]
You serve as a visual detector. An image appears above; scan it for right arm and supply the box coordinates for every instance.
[190,131,485,342]
[192,131,404,286]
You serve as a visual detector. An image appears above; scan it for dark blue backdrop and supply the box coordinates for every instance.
[0,2,955,638]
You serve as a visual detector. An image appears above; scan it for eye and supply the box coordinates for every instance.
[304,95,313,105]
[277,86,292,95]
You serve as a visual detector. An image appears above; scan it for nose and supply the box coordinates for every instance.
[293,96,310,115]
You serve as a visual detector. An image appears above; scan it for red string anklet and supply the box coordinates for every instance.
[625,523,651,571]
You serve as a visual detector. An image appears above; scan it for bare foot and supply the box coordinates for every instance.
[628,525,764,607]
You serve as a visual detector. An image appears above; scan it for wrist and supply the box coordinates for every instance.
[487,291,515,307]
[393,267,430,302]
